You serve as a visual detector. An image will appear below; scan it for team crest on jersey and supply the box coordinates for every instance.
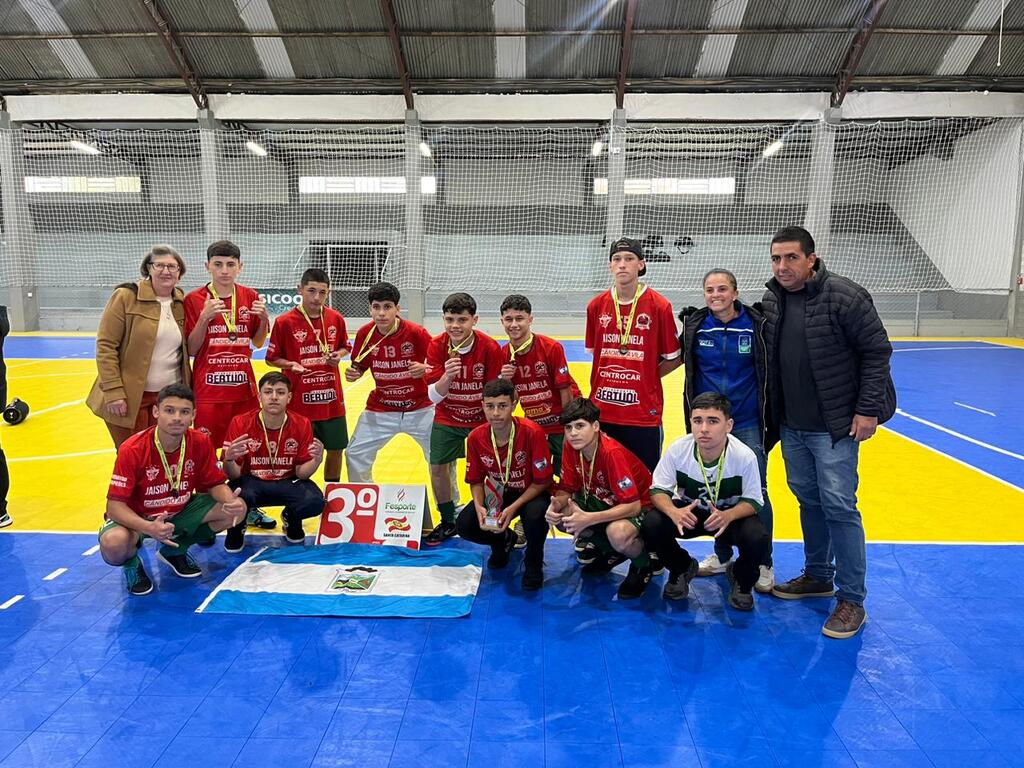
[514,450,527,464]
[480,455,495,468]
[473,363,485,378]
[239,306,251,321]
[597,471,606,486]
[145,465,160,481]
[294,329,308,343]
[599,313,613,329]
[184,460,195,474]
[401,341,414,356]
[534,457,548,471]
[198,426,212,436]
[247,438,262,454]
[327,327,338,342]
[284,438,299,453]
[534,362,548,377]
[617,476,634,492]
[636,313,652,331]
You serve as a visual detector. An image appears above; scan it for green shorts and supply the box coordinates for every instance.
[98,493,218,545]
[313,415,349,451]
[578,513,645,555]
[547,433,565,477]
[430,423,472,465]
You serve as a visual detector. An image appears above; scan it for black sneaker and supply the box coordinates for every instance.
[224,525,245,553]
[582,551,626,575]
[124,558,153,596]
[424,521,457,546]
[649,551,665,576]
[157,548,202,578]
[522,561,544,591]
[574,538,599,565]
[726,562,754,611]
[617,561,653,600]
[663,556,699,601]
[487,529,517,569]
[282,512,306,544]
[771,573,835,600]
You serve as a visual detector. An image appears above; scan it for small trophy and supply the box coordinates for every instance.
[482,475,504,531]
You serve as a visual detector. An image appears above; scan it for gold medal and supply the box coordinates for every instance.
[154,428,186,496]
[490,420,517,486]
[611,284,645,355]
[208,282,238,340]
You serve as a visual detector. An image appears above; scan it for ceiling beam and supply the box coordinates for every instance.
[615,0,638,109]
[378,0,414,109]
[832,0,891,108]
[140,0,208,110]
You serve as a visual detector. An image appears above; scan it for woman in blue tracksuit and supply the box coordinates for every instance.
[679,269,775,592]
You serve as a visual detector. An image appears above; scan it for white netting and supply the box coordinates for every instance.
[0,118,1018,318]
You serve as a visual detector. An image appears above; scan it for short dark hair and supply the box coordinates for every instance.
[140,245,186,279]
[301,268,330,287]
[500,294,532,314]
[258,371,292,391]
[482,378,516,400]
[771,226,816,258]
[443,292,476,315]
[690,391,732,420]
[368,282,400,305]
[207,240,241,262]
[702,268,738,291]
[156,383,195,406]
[559,397,601,425]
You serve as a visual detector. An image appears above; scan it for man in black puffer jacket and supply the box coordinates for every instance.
[762,226,895,640]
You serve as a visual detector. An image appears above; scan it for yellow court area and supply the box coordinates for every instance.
[3,341,1023,541]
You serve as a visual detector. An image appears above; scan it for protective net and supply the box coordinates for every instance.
[0,118,1018,322]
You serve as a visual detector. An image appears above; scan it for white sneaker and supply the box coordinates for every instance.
[755,565,775,594]
[697,553,730,576]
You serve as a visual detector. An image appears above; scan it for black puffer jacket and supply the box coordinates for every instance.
[761,261,896,444]
[678,301,777,452]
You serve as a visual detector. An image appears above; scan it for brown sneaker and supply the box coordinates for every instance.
[771,573,835,600]
[822,600,867,639]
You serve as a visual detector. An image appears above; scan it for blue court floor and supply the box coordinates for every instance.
[1,534,1023,768]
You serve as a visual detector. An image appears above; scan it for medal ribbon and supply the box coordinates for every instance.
[154,428,186,496]
[260,412,288,476]
[355,319,398,364]
[298,304,332,359]
[489,420,517,486]
[695,441,727,506]
[611,284,645,352]
[578,437,599,500]
[448,331,474,357]
[208,283,237,338]
[508,334,534,363]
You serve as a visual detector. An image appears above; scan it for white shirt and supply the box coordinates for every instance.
[143,297,183,392]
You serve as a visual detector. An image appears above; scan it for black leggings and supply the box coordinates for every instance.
[456,490,550,565]
[641,500,769,591]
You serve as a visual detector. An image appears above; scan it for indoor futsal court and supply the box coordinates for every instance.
[3,0,1024,767]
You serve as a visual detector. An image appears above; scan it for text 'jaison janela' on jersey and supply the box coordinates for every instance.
[501,334,580,435]
[465,416,554,491]
[267,307,351,421]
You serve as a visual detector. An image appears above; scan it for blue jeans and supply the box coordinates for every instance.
[780,427,866,605]
[715,425,773,566]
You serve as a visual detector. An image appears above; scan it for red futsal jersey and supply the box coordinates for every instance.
[107,427,226,519]
[501,334,580,435]
[560,433,652,509]
[267,306,350,422]
[184,283,261,403]
[465,417,553,492]
[425,331,503,428]
[223,408,314,481]
[351,319,432,413]
[585,286,680,427]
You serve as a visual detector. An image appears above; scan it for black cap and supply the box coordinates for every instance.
[609,237,646,277]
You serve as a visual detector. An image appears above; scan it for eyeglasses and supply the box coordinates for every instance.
[150,262,181,274]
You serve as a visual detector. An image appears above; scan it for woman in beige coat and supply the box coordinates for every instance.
[87,245,192,447]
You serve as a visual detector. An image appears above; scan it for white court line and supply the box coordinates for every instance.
[881,424,1024,494]
[9,448,115,463]
[0,595,25,609]
[22,398,86,418]
[9,372,92,380]
[894,408,1024,461]
[43,567,67,581]
[954,401,997,417]
[82,544,100,556]
[892,345,1017,352]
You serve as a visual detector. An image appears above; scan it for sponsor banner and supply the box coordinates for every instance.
[316,483,426,550]
[257,289,304,317]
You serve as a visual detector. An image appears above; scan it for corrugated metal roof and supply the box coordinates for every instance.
[0,3,43,35]
[160,0,248,32]
[396,0,495,32]
[76,38,180,78]
[629,36,706,79]
[268,0,384,33]
[634,0,713,29]
[405,37,495,79]
[527,0,625,32]
[729,32,853,77]
[183,38,266,79]
[856,35,954,76]
[742,0,865,29]
[51,0,155,33]
[526,34,619,78]
[966,36,1024,76]
[0,40,71,79]
[876,2,976,30]
[281,37,397,79]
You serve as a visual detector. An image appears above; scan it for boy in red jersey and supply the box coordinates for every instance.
[266,268,350,484]
[184,239,276,532]
[585,237,681,472]
[423,292,503,545]
[99,384,248,595]
[545,397,657,600]
[345,283,434,492]
[457,378,553,591]
[220,372,325,551]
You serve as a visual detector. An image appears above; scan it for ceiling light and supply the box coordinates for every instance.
[762,140,784,158]
[245,140,268,157]
[68,139,100,155]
